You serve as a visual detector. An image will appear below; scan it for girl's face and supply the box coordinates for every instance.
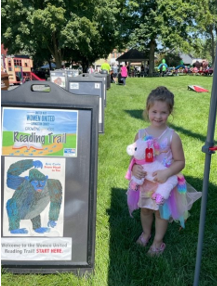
[148,100,170,129]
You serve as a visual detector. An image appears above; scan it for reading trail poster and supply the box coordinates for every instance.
[1,107,78,157]
[3,157,65,238]
[2,157,72,261]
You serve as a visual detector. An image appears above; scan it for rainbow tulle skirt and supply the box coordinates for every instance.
[127,174,202,228]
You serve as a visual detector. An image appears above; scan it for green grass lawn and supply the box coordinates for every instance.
[2,75,217,286]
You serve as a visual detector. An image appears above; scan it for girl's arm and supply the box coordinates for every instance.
[169,131,185,175]
[153,132,185,183]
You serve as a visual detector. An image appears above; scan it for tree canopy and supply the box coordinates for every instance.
[1,0,126,70]
[126,0,211,74]
[1,0,216,71]
[193,0,217,64]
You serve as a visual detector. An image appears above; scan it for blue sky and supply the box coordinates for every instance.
[2,108,78,134]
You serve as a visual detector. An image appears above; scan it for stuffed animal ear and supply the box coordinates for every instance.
[143,135,153,141]
[143,136,160,156]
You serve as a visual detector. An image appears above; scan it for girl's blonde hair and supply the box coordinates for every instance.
[143,86,174,119]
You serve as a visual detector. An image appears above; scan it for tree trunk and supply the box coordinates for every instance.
[81,58,89,73]
[51,32,62,69]
[148,39,156,76]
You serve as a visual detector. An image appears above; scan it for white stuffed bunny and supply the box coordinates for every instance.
[126,136,178,204]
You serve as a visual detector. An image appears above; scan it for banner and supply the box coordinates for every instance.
[2,108,78,157]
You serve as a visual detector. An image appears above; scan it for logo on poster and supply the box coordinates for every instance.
[64,148,75,156]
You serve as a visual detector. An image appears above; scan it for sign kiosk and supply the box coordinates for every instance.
[66,69,79,79]
[92,72,107,107]
[50,70,66,89]
[65,69,79,89]
[1,81,99,275]
[100,70,111,90]
[67,73,105,133]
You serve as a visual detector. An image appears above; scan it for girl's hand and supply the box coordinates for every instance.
[132,164,147,179]
[152,169,170,183]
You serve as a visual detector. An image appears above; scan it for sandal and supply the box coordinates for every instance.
[147,243,166,256]
[136,233,151,247]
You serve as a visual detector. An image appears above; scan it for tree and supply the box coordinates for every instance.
[126,0,203,75]
[1,0,125,70]
[193,0,217,65]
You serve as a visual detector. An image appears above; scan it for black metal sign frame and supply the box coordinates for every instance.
[1,81,99,275]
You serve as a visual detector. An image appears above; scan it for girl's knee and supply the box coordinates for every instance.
[141,208,153,215]
[155,210,161,218]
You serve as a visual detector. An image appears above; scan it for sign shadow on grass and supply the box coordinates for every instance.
[124,109,144,121]
[169,123,217,145]
[124,110,217,145]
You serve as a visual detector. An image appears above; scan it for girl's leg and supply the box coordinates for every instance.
[151,210,168,248]
[140,208,154,241]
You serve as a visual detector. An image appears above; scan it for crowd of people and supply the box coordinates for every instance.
[86,58,213,87]
[87,60,131,85]
[157,59,213,77]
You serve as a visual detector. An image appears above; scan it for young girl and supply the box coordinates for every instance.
[127,86,201,256]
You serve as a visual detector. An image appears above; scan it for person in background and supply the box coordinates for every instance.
[192,66,198,74]
[126,62,130,74]
[88,65,95,74]
[161,64,167,77]
[120,63,128,86]
[101,59,111,73]
[112,63,118,83]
